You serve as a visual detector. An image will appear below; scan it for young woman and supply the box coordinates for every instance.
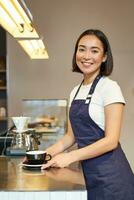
[42,29,134,199]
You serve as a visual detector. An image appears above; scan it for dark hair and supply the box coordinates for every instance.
[72,29,113,76]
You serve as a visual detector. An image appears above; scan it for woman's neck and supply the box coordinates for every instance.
[83,72,100,85]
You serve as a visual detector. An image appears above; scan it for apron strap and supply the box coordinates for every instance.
[73,74,102,103]
[73,79,84,100]
[85,74,102,104]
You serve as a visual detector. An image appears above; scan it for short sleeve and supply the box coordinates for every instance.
[68,86,79,107]
[102,81,125,106]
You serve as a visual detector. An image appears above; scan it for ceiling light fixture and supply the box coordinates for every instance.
[18,39,49,59]
[0,0,39,38]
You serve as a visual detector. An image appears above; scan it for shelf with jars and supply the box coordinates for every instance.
[0,27,8,138]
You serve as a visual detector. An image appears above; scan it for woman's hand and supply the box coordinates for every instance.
[41,152,73,169]
[22,156,27,163]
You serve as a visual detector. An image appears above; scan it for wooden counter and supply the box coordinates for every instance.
[0,156,87,200]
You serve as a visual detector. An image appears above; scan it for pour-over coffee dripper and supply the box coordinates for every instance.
[10,116,39,152]
[6,117,39,155]
[10,116,30,150]
[12,116,29,132]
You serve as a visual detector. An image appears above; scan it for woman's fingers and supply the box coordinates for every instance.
[41,159,57,169]
[41,153,71,169]
[22,156,27,163]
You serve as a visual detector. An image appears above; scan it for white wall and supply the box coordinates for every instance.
[7,0,134,170]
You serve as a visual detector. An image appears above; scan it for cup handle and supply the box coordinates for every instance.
[46,154,52,161]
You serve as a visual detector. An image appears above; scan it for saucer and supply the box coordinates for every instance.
[20,161,45,170]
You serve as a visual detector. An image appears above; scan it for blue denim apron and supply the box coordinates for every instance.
[69,75,134,200]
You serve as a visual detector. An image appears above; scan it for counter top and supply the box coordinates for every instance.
[0,156,86,191]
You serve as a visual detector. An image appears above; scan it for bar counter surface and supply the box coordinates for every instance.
[0,156,86,191]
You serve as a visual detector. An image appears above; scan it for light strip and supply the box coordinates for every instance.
[11,0,33,31]
[18,39,49,59]
[0,0,39,38]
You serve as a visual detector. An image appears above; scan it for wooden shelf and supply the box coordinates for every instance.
[0,86,6,90]
[0,117,7,121]
[0,27,8,138]
[0,69,6,73]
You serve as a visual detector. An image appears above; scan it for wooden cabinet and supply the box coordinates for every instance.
[0,26,8,135]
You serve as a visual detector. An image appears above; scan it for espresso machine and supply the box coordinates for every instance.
[6,117,40,156]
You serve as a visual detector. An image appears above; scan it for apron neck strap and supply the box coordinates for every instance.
[72,74,102,103]
[85,74,102,104]
[73,79,84,100]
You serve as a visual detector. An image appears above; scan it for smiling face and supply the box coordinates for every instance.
[76,35,107,78]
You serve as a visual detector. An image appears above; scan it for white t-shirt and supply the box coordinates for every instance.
[69,76,125,130]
